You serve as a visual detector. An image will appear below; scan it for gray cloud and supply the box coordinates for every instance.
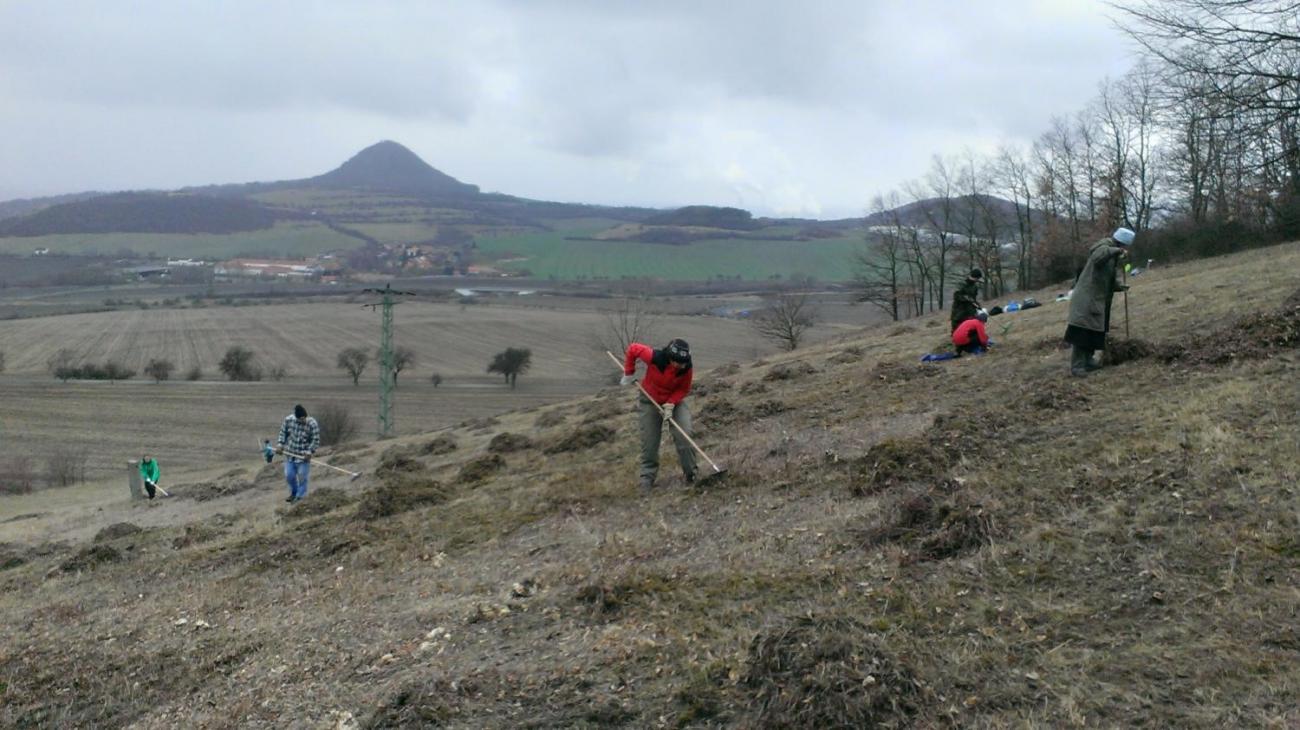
[0,0,1136,217]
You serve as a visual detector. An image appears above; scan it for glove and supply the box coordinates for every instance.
[303,453,312,463]
[662,403,675,420]
[619,374,635,386]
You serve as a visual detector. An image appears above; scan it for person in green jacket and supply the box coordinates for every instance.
[950,268,983,332]
[139,455,161,499]
[1064,227,1134,376]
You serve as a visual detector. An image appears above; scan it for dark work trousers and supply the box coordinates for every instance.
[638,397,697,484]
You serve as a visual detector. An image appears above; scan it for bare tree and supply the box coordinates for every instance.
[590,293,659,382]
[0,455,36,495]
[1117,1,1300,118]
[900,156,964,312]
[751,292,818,351]
[996,145,1038,289]
[337,347,370,386]
[315,403,359,446]
[488,348,532,389]
[45,448,88,488]
[218,346,262,382]
[1119,2,1300,228]
[48,348,76,382]
[855,193,909,320]
[594,294,659,355]
[143,358,175,383]
[377,345,415,385]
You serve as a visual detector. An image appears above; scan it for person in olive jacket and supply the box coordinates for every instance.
[1064,227,1135,376]
[950,268,983,332]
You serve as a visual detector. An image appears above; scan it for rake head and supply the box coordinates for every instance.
[693,468,729,488]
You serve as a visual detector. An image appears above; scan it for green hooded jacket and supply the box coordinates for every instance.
[1067,238,1127,333]
[139,459,160,484]
[951,278,981,327]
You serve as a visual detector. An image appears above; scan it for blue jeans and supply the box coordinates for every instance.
[285,460,310,499]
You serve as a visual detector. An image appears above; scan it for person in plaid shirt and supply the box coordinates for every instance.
[276,404,320,503]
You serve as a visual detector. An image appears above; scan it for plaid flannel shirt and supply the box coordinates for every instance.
[278,415,320,462]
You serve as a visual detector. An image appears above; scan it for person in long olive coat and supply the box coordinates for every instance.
[950,268,983,332]
[1064,227,1135,376]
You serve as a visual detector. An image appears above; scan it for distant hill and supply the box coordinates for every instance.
[0,192,107,222]
[0,192,282,236]
[4,142,1031,259]
[0,141,665,240]
[643,205,761,230]
[307,140,480,197]
[863,193,1042,233]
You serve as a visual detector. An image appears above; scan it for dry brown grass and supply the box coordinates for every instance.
[2,241,1300,727]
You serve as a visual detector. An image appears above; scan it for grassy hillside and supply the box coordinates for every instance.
[2,241,1298,727]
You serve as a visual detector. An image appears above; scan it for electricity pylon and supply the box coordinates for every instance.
[363,283,414,437]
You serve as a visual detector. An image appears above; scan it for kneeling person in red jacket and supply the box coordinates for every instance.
[952,310,990,355]
[622,339,698,492]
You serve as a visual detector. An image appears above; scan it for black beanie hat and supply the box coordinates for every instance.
[970,268,983,280]
[294,404,307,419]
[665,339,691,363]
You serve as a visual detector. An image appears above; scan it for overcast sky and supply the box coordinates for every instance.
[0,1,1137,219]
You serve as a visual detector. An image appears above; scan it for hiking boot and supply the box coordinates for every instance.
[285,496,295,503]
[639,477,654,495]
[1085,358,1102,372]
[684,471,697,485]
[1070,368,1089,378]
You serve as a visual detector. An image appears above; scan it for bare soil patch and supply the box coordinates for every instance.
[171,523,225,549]
[871,361,942,383]
[1026,380,1091,410]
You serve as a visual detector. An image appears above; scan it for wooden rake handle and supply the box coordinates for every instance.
[279,449,361,478]
[605,351,723,474]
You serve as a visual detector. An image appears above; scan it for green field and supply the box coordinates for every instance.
[476,229,867,281]
[0,221,364,258]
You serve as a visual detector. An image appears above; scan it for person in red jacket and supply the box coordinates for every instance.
[952,309,990,355]
[622,339,697,492]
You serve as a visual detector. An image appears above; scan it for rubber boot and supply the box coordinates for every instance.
[1070,346,1091,377]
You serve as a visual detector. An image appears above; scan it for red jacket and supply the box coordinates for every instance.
[952,318,989,348]
[624,343,692,405]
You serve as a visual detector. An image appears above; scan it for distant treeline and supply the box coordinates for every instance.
[0,192,282,236]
